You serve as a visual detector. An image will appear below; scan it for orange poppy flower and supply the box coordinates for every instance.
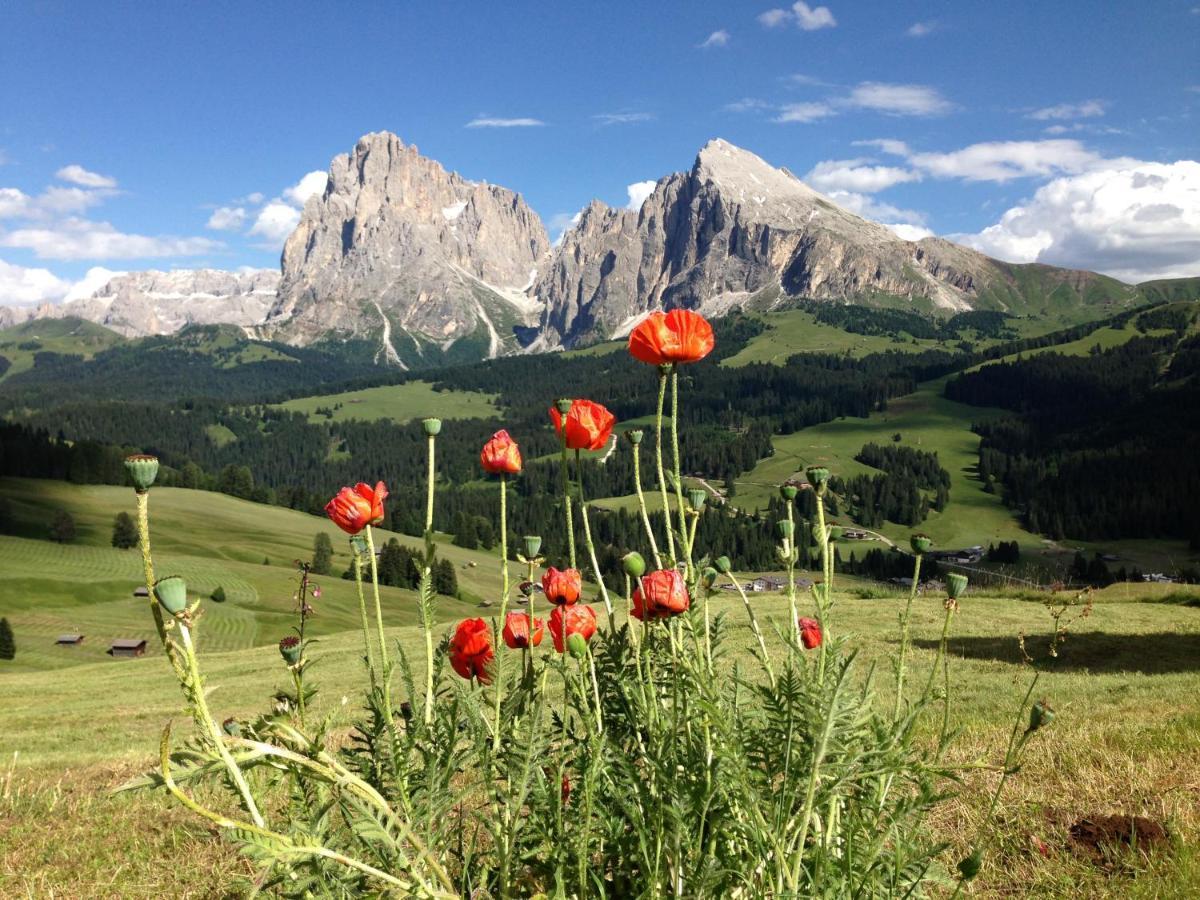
[631,568,691,620]
[325,481,388,535]
[628,309,715,366]
[798,616,822,650]
[480,429,522,475]
[549,399,616,451]
[541,567,582,605]
[548,604,597,653]
[449,618,494,683]
[502,611,544,649]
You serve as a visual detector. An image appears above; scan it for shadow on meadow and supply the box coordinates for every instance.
[912,631,1200,675]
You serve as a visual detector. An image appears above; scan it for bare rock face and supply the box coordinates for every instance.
[29,269,279,338]
[267,132,550,361]
[532,139,1002,346]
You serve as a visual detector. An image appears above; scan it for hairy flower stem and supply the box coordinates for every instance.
[421,432,438,725]
[133,492,184,680]
[923,601,957,754]
[492,474,510,751]
[726,573,775,687]
[669,370,692,574]
[364,525,400,761]
[653,369,677,563]
[558,427,577,569]
[813,490,831,682]
[575,450,615,629]
[785,498,799,646]
[587,648,604,733]
[630,439,662,569]
[351,548,378,688]
[893,553,923,720]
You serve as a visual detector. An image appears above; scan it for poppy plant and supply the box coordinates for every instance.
[548,604,597,653]
[480,429,522,476]
[541,567,582,605]
[502,611,544,649]
[631,568,691,620]
[799,616,822,650]
[549,399,616,451]
[449,618,494,683]
[627,309,715,366]
[325,482,388,535]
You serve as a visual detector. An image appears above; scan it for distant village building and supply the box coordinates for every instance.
[55,634,85,646]
[931,545,984,565]
[842,529,868,540]
[133,586,150,598]
[110,638,147,658]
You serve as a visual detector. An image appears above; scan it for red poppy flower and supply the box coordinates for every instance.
[480,429,522,475]
[449,618,494,683]
[549,399,616,451]
[561,772,571,805]
[628,309,715,366]
[324,481,388,535]
[631,568,691,620]
[502,611,544,649]
[548,604,597,653]
[798,616,822,650]
[541,567,582,605]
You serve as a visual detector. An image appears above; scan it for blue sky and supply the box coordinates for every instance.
[1,0,1198,304]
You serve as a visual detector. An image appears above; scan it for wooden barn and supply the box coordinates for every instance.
[55,633,85,646]
[110,638,147,658]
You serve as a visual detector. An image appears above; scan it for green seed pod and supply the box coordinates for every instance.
[279,636,302,665]
[523,535,543,559]
[946,572,969,600]
[625,429,644,445]
[1029,699,1055,732]
[776,519,794,539]
[957,850,983,881]
[153,576,188,616]
[622,551,647,578]
[688,489,707,512]
[779,483,799,501]
[566,633,588,659]
[124,454,159,493]
[422,417,442,436]
[554,398,574,415]
[713,555,732,574]
[910,533,933,555]
[222,717,241,738]
[701,566,718,589]
[806,467,831,492]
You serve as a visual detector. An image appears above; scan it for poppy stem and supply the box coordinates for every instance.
[559,429,577,569]
[785,496,799,651]
[630,436,663,570]
[725,572,775,688]
[133,490,185,680]
[365,525,400,761]
[813,491,831,683]
[351,544,378,688]
[894,552,922,720]
[669,370,692,574]
[654,369,676,564]
[574,449,615,630]
[492,475,509,752]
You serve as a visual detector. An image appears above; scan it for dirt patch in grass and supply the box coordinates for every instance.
[1068,814,1170,864]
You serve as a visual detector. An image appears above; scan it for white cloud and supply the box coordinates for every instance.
[55,164,117,189]
[549,211,583,246]
[1028,100,1106,121]
[465,116,545,128]
[593,112,655,125]
[0,257,71,305]
[626,180,657,210]
[0,188,30,218]
[207,206,247,231]
[846,82,954,116]
[248,201,302,245]
[0,185,109,219]
[907,139,1117,182]
[955,160,1200,282]
[724,97,772,113]
[698,29,730,48]
[852,138,911,156]
[774,101,836,123]
[906,21,936,37]
[759,3,837,30]
[805,158,920,192]
[826,190,927,225]
[0,217,222,260]
[63,266,124,301]
[282,171,328,206]
[887,223,935,241]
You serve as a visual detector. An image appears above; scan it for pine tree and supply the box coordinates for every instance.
[0,617,15,661]
[312,532,334,575]
[49,509,76,543]
[112,511,138,549]
[211,586,227,603]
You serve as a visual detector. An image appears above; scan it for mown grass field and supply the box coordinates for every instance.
[274,381,499,424]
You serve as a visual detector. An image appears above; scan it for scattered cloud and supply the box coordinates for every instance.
[548,210,583,246]
[1028,99,1107,121]
[787,73,834,87]
[207,206,247,231]
[0,217,222,260]
[282,170,328,206]
[0,257,71,305]
[63,266,125,301]
[774,101,836,123]
[955,159,1200,282]
[626,180,657,210]
[593,112,655,126]
[248,201,303,245]
[55,164,117,189]
[905,21,936,37]
[759,3,837,31]
[887,223,936,241]
[724,97,773,113]
[805,158,920,192]
[907,139,1117,182]
[852,138,911,156]
[846,82,954,116]
[825,189,928,226]
[0,185,112,219]
[698,29,730,48]
[465,116,545,128]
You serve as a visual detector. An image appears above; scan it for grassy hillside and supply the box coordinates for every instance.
[274,381,499,425]
[0,317,124,384]
[0,478,510,673]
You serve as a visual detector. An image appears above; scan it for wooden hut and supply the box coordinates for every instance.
[110,638,147,658]
[55,633,85,646]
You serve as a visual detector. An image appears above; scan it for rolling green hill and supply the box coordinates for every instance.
[0,317,124,384]
[274,381,500,425]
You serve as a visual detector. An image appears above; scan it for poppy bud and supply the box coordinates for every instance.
[523,535,543,559]
[566,633,588,658]
[1029,699,1055,732]
[910,533,933,555]
[806,467,831,492]
[701,566,718,589]
[779,483,798,501]
[777,519,794,539]
[687,489,707,512]
[422,417,442,436]
[957,850,982,881]
[798,616,823,649]
[125,454,160,493]
[554,398,574,415]
[154,576,188,616]
[625,429,644,445]
[622,551,647,578]
[279,636,302,665]
[946,573,968,600]
[222,717,241,738]
[713,555,732,574]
